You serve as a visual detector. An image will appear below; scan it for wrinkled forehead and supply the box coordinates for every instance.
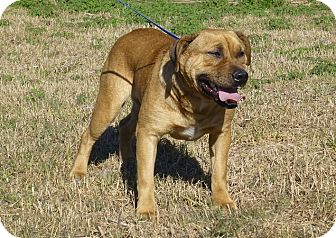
[191,29,243,51]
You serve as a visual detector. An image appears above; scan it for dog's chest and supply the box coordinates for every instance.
[173,126,203,140]
[180,127,197,139]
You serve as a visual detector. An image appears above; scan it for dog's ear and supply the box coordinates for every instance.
[235,31,251,66]
[169,33,199,71]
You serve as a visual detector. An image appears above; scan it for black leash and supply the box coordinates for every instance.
[115,0,180,40]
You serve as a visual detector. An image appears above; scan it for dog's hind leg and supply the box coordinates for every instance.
[70,71,132,178]
[119,102,139,163]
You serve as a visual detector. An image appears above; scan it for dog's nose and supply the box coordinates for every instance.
[232,69,248,85]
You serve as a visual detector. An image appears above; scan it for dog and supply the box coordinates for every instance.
[70,28,251,217]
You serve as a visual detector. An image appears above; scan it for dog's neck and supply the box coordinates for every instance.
[167,70,215,117]
[159,53,218,118]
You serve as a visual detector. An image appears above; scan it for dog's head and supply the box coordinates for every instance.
[170,29,251,109]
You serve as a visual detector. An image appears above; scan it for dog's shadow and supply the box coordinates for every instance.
[89,126,210,194]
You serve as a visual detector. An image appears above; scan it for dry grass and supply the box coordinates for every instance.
[0,6,335,238]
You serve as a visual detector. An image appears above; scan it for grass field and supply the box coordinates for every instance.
[0,0,335,237]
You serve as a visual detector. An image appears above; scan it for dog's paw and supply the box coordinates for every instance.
[223,200,237,211]
[214,200,237,213]
[136,205,157,220]
[212,193,237,212]
[70,168,87,180]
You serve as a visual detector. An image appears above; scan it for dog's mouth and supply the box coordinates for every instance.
[198,79,245,109]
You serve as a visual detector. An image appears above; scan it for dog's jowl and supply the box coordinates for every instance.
[70,28,251,217]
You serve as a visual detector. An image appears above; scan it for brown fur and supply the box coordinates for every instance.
[70,28,251,217]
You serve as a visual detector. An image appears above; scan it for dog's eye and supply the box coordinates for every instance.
[208,50,222,58]
[238,51,245,58]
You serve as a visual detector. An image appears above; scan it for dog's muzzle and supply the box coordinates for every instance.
[197,74,246,109]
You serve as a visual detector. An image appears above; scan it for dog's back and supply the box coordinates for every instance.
[103,28,175,84]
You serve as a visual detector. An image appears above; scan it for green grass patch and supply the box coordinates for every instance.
[77,16,121,29]
[327,137,336,150]
[210,214,242,237]
[0,19,10,27]
[310,60,336,76]
[247,77,273,90]
[14,0,331,35]
[280,43,336,60]
[76,93,88,105]
[2,74,29,85]
[210,17,240,29]
[91,38,103,50]
[38,70,52,78]
[14,0,57,17]
[51,31,75,39]
[270,0,334,16]
[265,17,292,30]
[210,205,269,237]
[135,0,232,35]
[1,118,17,130]
[24,36,41,45]
[1,74,14,83]
[26,26,46,36]
[314,15,336,30]
[70,74,82,81]
[26,88,45,103]
[239,0,286,8]
[2,192,19,205]
[58,0,118,14]
[277,71,305,81]
[249,33,271,46]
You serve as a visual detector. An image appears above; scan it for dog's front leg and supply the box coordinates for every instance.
[209,109,237,210]
[136,128,159,218]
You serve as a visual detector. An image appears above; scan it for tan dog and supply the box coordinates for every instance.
[70,28,251,217]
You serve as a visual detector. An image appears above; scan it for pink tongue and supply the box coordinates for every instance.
[218,91,244,103]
